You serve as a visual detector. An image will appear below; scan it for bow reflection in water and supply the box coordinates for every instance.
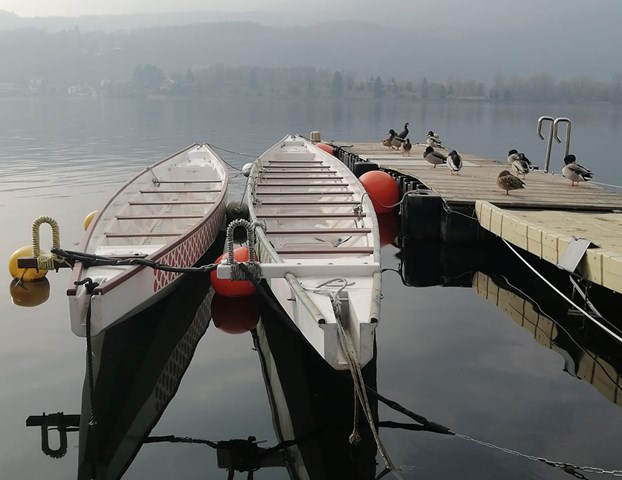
[398,237,622,408]
[26,274,382,479]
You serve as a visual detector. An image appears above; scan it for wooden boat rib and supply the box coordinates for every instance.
[245,134,381,370]
[68,144,228,337]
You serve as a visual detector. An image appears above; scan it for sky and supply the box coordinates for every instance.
[0,0,282,17]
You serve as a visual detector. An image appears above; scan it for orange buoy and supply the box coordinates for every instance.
[377,213,399,247]
[211,294,260,334]
[210,246,257,297]
[359,170,400,213]
[316,143,335,156]
[8,245,48,282]
[9,278,50,307]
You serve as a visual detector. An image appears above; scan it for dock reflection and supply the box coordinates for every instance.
[398,237,622,408]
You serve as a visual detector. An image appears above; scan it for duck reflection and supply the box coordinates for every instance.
[397,237,622,408]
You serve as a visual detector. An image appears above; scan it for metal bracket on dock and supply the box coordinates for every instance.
[556,236,594,273]
[537,116,572,173]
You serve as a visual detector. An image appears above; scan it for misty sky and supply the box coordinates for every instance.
[0,1,292,17]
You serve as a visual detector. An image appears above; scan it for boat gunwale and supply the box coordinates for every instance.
[67,143,228,296]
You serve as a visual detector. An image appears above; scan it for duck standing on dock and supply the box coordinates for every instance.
[426,131,443,148]
[423,146,447,168]
[446,150,463,174]
[390,122,410,150]
[562,154,593,186]
[382,129,397,149]
[507,149,531,178]
[402,138,412,156]
[496,170,525,195]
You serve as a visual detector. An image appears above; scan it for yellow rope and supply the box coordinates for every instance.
[32,216,61,270]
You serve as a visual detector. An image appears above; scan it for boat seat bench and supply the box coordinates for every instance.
[257,213,366,218]
[266,228,371,235]
[276,247,374,255]
[116,215,203,220]
[128,201,215,205]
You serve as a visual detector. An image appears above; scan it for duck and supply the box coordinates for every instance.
[446,150,462,174]
[507,149,531,178]
[496,170,525,195]
[426,131,443,148]
[397,122,410,140]
[401,138,412,156]
[423,146,446,168]
[562,154,593,186]
[382,129,397,149]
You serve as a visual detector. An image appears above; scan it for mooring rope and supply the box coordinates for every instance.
[51,248,218,274]
[304,278,401,479]
[502,239,622,344]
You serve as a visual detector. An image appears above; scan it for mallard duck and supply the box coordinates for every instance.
[397,122,409,140]
[426,131,443,148]
[401,138,412,156]
[496,170,525,195]
[423,146,446,168]
[562,154,593,186]
[382,130,396,149]
[507,149,531,177]
[446,150,462,174]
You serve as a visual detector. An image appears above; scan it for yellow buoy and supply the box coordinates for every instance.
[83,210,98,230]
[9,278,50,307]
[8,245,48,282]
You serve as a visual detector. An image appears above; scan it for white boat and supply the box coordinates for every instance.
[67,144,228,337]
[225,134,381,370]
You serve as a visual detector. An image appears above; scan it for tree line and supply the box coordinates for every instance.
[4,63,622,104]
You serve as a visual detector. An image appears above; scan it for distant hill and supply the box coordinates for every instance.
[0,2,620,85]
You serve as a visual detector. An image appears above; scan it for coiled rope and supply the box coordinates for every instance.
[31,216,71,270]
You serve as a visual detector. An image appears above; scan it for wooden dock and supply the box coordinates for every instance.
[337,141,622,295]
[339,142,622,210]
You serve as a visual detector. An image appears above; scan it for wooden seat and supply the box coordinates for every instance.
[266,228,371,235]
[116,215,203,220]
[255,191,354,196]
[276,246,374,255]
[258,201,359,206]
[128,200,215,205]
[257,213,365,218]
[140,189,221,193]
[256,182,348,187]
[156,180,223,183]
[105,232,180,238]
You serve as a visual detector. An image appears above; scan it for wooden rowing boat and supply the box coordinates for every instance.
[242,134,381,370]
[68,144,228,337]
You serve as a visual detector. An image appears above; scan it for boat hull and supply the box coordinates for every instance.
[246,135,381,370]
[68,144,228,336]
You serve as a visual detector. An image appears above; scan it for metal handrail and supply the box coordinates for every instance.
[537,116,554,172]
[537,116,572,173]
[553,117,572,159]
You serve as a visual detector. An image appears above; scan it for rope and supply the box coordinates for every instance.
[305,278,401,479]
[590,180,622,190]
[502,239,622,344]
[31,216,69,270]
[51,248,218,274]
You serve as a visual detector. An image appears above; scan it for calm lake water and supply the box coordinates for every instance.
[1,97,621,479]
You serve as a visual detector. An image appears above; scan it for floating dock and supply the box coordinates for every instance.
[334,141,622,295]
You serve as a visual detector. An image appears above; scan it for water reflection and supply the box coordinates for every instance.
[397,236,622,408]
[254,288,378,479]
[25,273,381,479]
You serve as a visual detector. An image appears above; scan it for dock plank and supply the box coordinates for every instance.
[340,142,622,210]
[476,201,622,294]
